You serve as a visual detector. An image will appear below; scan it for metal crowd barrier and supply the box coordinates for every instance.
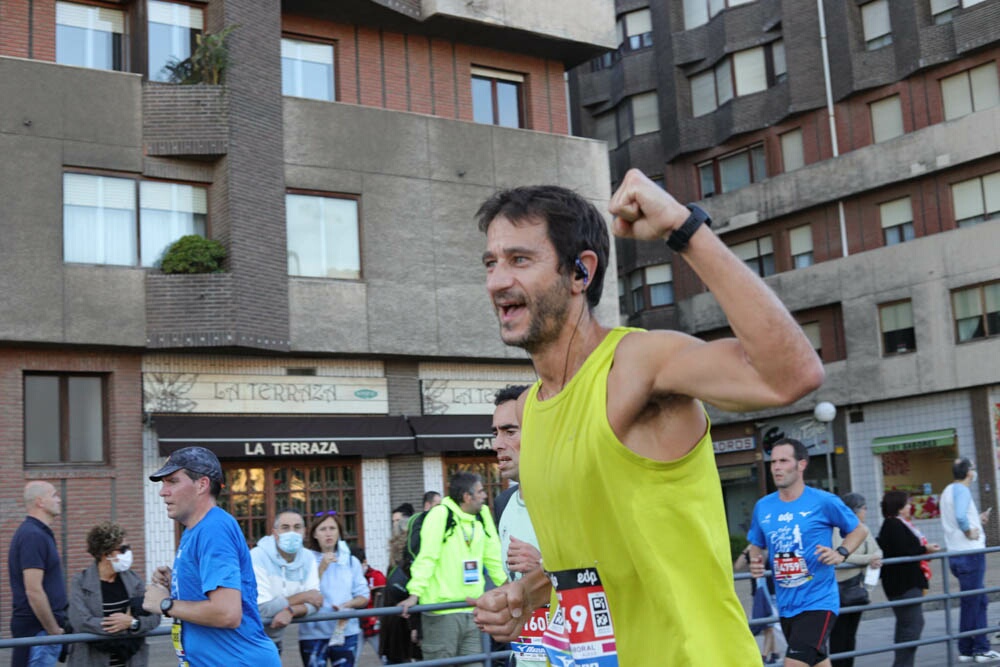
[7,546,1000,666]
[738,544,1000,667]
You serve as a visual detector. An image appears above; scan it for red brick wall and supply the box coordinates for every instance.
[1,0,55,61]
[0,347,145,636]
[281,15,570,134]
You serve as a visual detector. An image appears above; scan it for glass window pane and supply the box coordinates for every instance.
[140,182,208,267]
[719,151,751,193]
[772,40,786,78]
[983,172,1000,215]
[68,376,103,462]
[941,71,974,120]
[932,0,960,13]
[148,1,203,82]
[801,322,822,351]
[871,95,904,142]
[733,47,767,96]
[698,163,715,197]
[631,92,659,135]
[781,129,804,171]
[495,81,521,128]
[471,77,494,124]
[862,0,891,41]
[691,71,716,117]
[731,240,757,261]
[286,194,360,279]
[881,301,913,331]
[751,145,767,182]
[645,263,672,284]
[64,174,137,266]
[789,225,813,256]
[952,178,984,222]
[281,38,334,101]
[683,0,709,29]
[56,2,124,71]
[970,62,1000,112]
[25,376,60,464]
[879,197,912,228]
[594,112,618,149]
[984,283,1000,313]
[953,288,982,319]
[715,58,734,105]
[650,283,674,307]
[625,9,652,35]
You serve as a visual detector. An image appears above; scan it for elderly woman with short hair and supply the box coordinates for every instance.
[68,523,159,667]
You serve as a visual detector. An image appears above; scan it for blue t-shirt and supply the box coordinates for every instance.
[747,486,859,617]
[171,506,280,667]
[8,517,67,632]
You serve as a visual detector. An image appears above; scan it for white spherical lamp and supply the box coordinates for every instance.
[814,401,837,423]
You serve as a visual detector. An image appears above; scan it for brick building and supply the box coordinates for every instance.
[0,0,615,614]
[568,0,1000,543]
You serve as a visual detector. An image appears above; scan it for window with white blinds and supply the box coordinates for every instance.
[862,0,892,50]
[149,0,203,82]
[870,95,904,143]
[64,174,209,267]
[801,322,822,354]
[780,129,804,172]
[631,92,659,135]
[286,194,361,279]
[645,263,674,307]
[281,38,335,101]
[733,47,766,96]
[880,196,914,245]
[880,300,916,354]
[951,172,1000,227]
[789,225,814,268]
[56,1,125,71]
[941,62,1000,120]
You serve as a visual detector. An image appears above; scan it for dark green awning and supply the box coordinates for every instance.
[871,428,956,454]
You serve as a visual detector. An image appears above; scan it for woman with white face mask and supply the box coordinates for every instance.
[298,511,369,667]
[68,523,160,666]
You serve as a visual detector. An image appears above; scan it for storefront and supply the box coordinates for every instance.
[872,429,958,520]
[711,425,763,539]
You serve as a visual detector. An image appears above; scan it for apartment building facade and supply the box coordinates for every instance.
[0,0,616,605]
[569,0,1000,543]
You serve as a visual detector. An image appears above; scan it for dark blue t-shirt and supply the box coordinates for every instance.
[8,516,67,634]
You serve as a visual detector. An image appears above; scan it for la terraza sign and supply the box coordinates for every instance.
[243,441,341,456]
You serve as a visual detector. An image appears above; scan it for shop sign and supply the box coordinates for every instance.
[421,379,534,415]
[143,373,388,414]
[760,414,835,460]
[713,436,756,454]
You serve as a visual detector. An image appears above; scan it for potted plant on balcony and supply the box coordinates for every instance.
[159,235,227,274]
[164,25,238,85]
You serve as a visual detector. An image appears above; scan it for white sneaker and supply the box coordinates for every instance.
[974,650,1000,663]
[959,656,975,663]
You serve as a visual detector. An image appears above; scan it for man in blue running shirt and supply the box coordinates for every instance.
[748,438,868,667]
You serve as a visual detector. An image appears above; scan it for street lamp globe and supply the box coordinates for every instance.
[814,401,837,423]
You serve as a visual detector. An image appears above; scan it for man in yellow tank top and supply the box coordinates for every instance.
[471,169,826,666]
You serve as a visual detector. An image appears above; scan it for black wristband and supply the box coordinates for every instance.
[835,545,850,560]
[665,204,711,252]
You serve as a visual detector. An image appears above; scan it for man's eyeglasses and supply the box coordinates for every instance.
[314,510,338,517]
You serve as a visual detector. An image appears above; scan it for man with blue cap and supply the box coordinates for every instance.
[143,446,280,667]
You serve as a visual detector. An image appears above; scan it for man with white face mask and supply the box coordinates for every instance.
[940,458,1000,662]
[250,510,323,652]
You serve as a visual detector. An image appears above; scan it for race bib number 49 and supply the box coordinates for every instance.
[541,567,618,667]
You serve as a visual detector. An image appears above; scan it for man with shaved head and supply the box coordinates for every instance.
[8,481,67,667]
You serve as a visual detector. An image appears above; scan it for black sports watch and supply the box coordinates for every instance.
[160,597,174,617]
[665,204,711,253]
[835,546,850,561]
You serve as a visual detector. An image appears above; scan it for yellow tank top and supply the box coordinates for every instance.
[521,327,759,666]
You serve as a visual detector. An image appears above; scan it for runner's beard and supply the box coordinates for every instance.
[500,276,572,354]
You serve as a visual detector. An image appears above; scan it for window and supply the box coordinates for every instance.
[617,9,653,53]
[689,42,785,116]
[780,129,804,172]
[140,182,207,266]
[282,38,335,101]
[879,301,915,354]
[472,67,524,128]
[148,1,203,82]
[801,322,822,357]
[683,0,756,29]
[56,2,125,71]
[631,92,659,135]
[618,278,627,315]
[952,282,1000,342]
[63,173,208,267]
[732,236,775,277]
[286,193,361,279]
[789,225,813,268]
[931,0,959,23]
[862,0,892,50]
[219,461,360,548]
[698,144,767,197]
[880,197,914,245]
[24,374,105,464]
[629,270,645,312]
[940,62,1000,121]
[646,264,674,307]
[952,172,1000,228]
[594,111,618,150]
[870,95,904,143]
[445,454,504,515]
